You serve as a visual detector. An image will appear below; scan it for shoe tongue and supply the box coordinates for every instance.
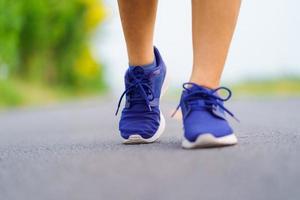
[131,66,145,79]
[183,84,216,105]
[186,84,212,94]
[184,84,226,119]
[127,67,150,107]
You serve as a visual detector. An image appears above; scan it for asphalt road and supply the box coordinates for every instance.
[0,97,300,200]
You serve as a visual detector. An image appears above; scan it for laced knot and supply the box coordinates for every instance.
[172,82,239,122]
[115,68,154,115]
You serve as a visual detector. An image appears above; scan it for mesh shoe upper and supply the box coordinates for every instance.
[174,82,237,142]
[116,47,166,139]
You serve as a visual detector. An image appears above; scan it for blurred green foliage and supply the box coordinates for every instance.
[0,80,23,106]
[230,77,300,97]
[0,0,106,107]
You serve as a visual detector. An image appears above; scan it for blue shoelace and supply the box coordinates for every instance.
[172,82,239,121]
[115,71,154,116]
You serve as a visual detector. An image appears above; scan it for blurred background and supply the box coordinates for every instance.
[1,0,300,109]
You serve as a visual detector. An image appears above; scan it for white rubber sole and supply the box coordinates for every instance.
[123,112,166,144]
[182,133,238,149]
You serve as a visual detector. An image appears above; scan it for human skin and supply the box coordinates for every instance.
[117,0,158,66]
[190,0,241,88]
[118,0,241,88]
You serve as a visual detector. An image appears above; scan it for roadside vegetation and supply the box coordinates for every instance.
[0,0,106,108]
[230,76,300,97]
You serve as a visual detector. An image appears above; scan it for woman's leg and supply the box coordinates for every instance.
[117,0,158,66]
[191,0,241,88]
[117,0,167,144]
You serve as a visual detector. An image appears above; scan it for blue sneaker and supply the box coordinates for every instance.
[173,82,238,148]
[116,47,167,144]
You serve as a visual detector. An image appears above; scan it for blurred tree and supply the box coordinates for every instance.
[0,0,106,91]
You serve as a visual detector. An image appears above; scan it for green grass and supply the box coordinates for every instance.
[1,77,300,109]
[0,80,23,106]
[229,77,300,97]
[0,79,106,109]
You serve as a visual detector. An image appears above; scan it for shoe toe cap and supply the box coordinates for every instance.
[184,111,233,142]
[119,111,160,139]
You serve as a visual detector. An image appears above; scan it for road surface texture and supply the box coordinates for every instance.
[0,96,300,200]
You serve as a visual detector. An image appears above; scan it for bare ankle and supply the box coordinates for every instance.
[189,77,220,89]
